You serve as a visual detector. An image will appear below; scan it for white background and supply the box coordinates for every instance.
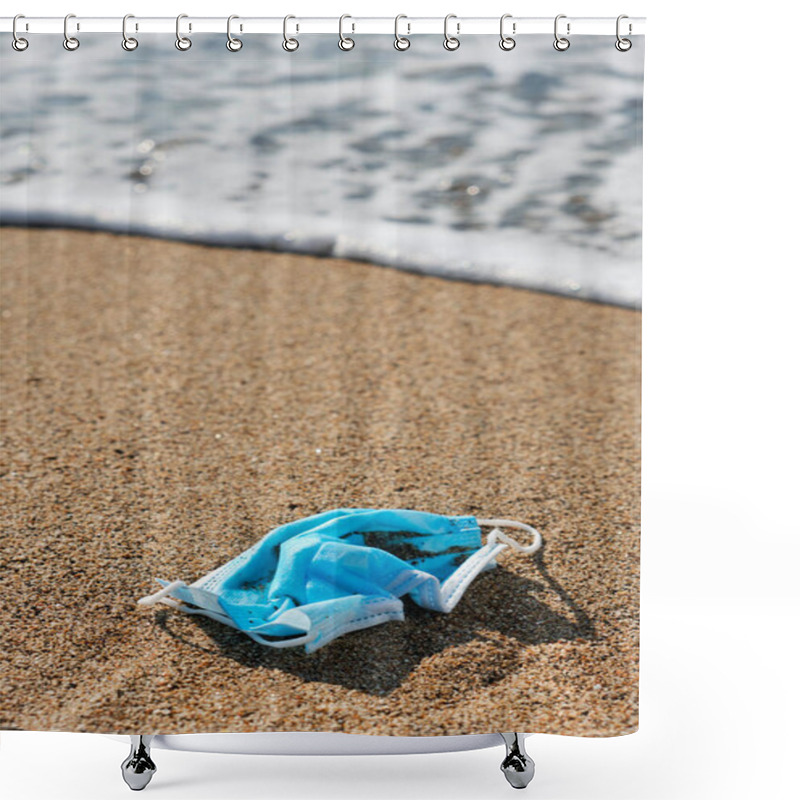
[2,1,798,798]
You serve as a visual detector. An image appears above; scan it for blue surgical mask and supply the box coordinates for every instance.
[138,509,541,653]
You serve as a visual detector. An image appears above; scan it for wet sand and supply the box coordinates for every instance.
[0,227,640,736]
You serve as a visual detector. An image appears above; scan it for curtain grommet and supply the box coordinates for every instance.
[443,14,460,51]
[499,14,516,51]
[175,14,192,51]
[553,14,570,51]
[338,14,355,51]
[12,14,29,51]
[282,15,299,52]
[615,15,632,51]
[226,15,243,52]
[121,14,139,51]
[63,13,80,51]
[394,14,410,51]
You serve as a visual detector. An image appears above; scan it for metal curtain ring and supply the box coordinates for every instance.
[338,14,355,51]
[443,14,460,51]
[394,14,410,51]
[227,15,243,51]
[553,14,570,51]
[175,14,192,51]
[282,15,299,51]
[63,13,80,51]
[122,14,138,51]
[12,14,29,51]
[499,14,516,51]
[615,14,632,51]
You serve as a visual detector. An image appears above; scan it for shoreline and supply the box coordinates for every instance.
[1,227,640,736]
[0,220,642,310]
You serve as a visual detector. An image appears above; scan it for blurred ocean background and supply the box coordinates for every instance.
[0,34,643,307]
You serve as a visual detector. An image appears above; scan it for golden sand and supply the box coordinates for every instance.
[0,228,640,736]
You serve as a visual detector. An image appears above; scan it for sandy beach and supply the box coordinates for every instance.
[0,227,640,736]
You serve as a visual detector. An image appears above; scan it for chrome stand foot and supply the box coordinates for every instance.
[121,735,156,791]
[500,732,535,789]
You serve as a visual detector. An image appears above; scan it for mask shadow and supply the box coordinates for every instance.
[153,546,594,696]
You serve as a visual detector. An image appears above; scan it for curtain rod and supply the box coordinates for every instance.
[0,16,646,37]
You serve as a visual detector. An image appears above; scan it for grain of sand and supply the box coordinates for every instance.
[0,228,640,736]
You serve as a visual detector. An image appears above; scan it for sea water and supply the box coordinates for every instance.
[0,34,643,307]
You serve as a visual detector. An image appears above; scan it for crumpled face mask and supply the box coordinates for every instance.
[138,508,541,653]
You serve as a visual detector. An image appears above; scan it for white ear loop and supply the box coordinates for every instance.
[476,518,542,555]
[138,579,243,629]
[137,579,187,606]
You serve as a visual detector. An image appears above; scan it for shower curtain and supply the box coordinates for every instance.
[0,30,643,737]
